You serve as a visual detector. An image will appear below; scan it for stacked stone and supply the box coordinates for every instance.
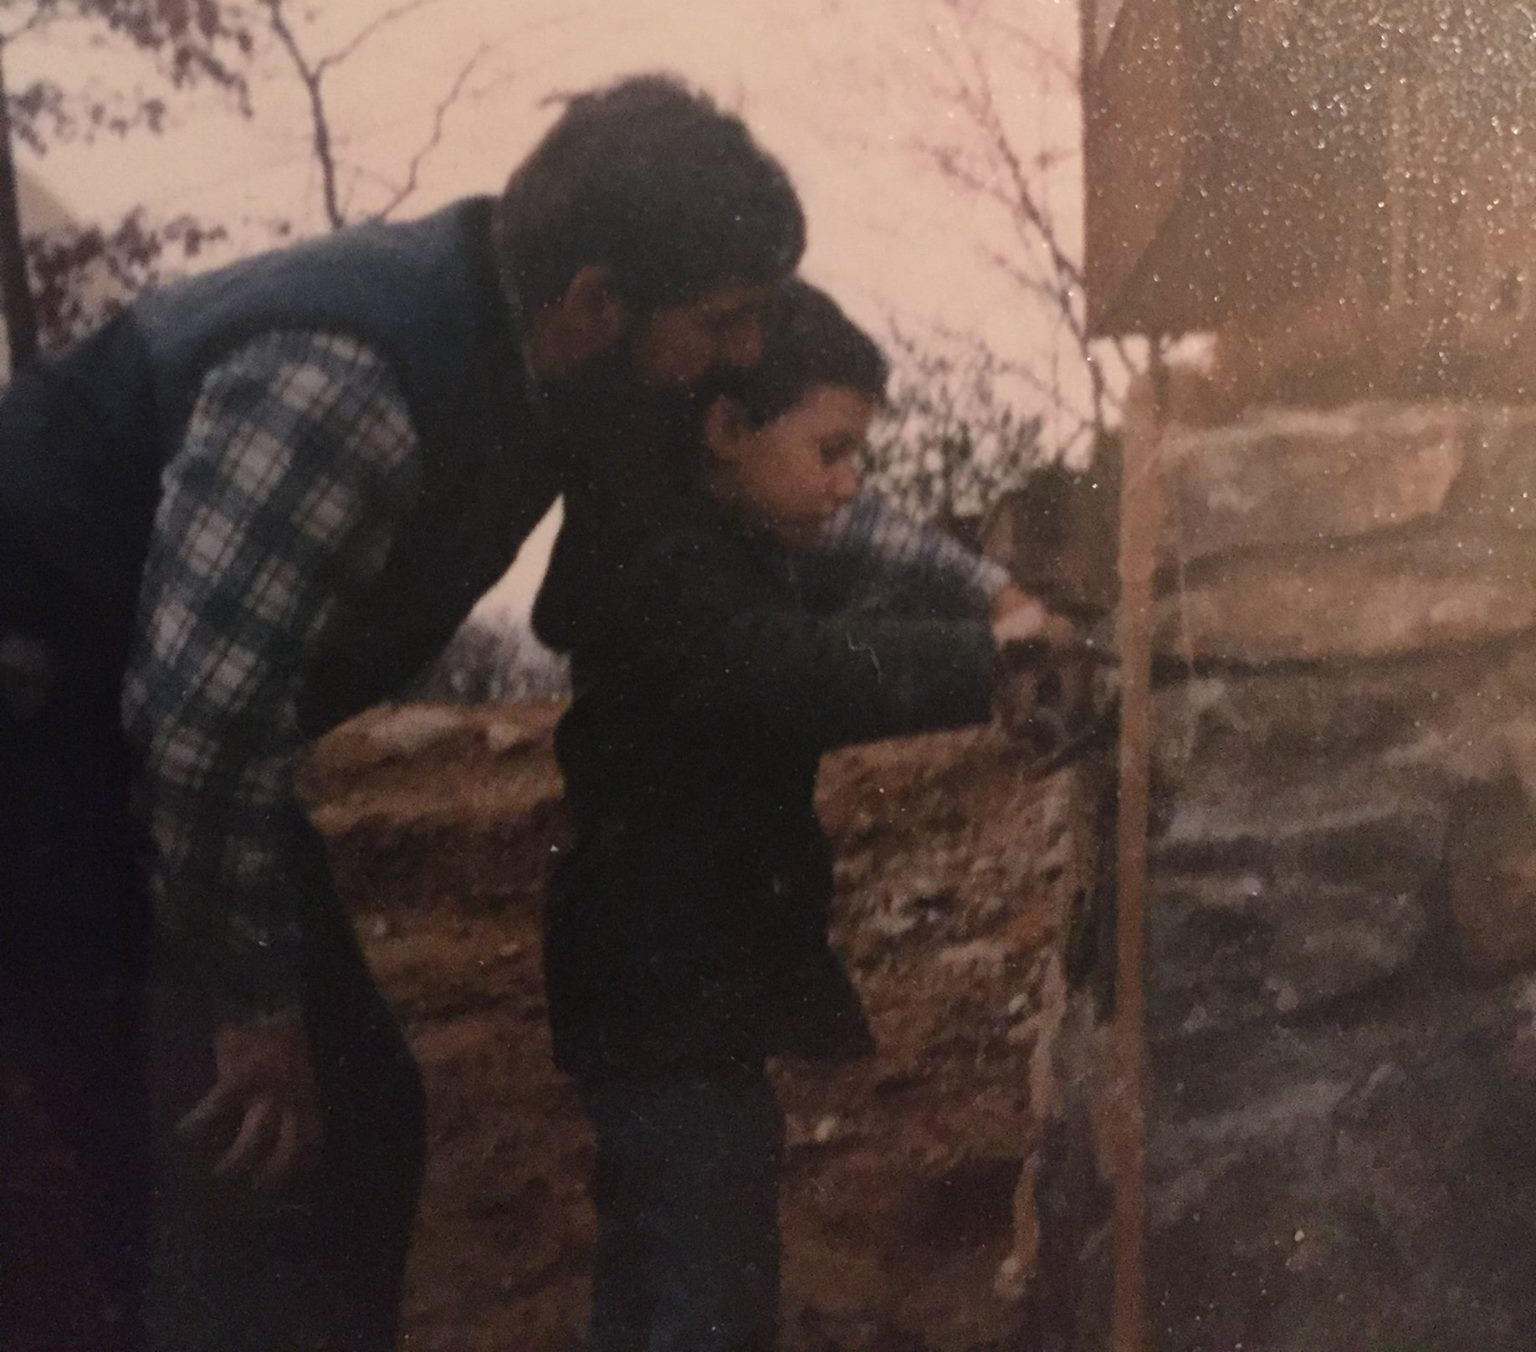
[1153,402,1536,1027]
[1135,402,1536,1349]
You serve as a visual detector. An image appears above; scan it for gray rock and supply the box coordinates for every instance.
[1039,401,1536,1347]
[1141,979,1536,1352]
[1148,871,1428,1036]
[1449,403,1536,533]
[1154,764,1450,877]
[1153,663,1480,791]
[1166,402,1467,565]
[1445,780,1536,974]
[1154,529,1536,665]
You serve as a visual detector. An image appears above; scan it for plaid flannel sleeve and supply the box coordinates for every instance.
[808,489,1011,612]
[121,331,421,1016]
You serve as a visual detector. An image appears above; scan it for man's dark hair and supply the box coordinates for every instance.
[499,74,806,312]
[713,278,888,426]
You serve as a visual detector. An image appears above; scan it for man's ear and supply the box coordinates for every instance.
[702,395,751,463]
[556,264,629,355]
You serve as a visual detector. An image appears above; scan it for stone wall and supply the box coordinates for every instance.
[1045,401,1536,1349]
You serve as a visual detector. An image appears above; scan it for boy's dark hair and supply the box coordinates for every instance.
[714,278,889,426]
[499,74,805,312]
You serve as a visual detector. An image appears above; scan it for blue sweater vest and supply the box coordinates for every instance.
[0,197,552,734]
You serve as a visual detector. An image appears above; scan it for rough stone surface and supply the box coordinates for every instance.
[1166,402,1467,564]
[1148,871,1428,1035]
[1446,780,1536,974]
[1451,403,1536,533]
[1154,530,1536,664]
[1145,976,1536,1352]
[1046,402,1536,1348]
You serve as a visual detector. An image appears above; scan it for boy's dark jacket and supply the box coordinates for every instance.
[537,491,999,1079]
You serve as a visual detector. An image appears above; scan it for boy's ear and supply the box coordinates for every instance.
[556,264,630,354]
[702,395,751,462]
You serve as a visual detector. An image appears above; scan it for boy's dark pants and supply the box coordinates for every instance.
[579,1065,785,1352]
[2,736,425,1352]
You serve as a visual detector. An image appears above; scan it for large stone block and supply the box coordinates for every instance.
[1142,976,1536,1352]
[1154,787,1448,887]
[1155,638,1536,805]
[1166,403,1467,566]
[1148,870,1428,1037]
[1153,530,1536,664]
[1154,667,1472,785]
[1151,665,1483,852]
[1446,780,1536,975]
[1451,404,1536,533]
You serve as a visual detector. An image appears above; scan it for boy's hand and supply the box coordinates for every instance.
[990,591,1095,750]
[989,584,1050,641]
[995,667,1043,740]
[178,1010,323,1189]
[991,590,1080,662]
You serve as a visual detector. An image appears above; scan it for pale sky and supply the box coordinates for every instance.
[14,0,1087,617]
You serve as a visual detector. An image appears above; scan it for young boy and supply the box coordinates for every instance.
[536,280,1057,1349]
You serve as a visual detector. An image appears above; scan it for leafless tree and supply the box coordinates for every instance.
[257,0,489,230]
[846,0,1141,463]
[933,0,1140,453]
[0,0,252,364]
[3,0,502,360]
[866,322,1044,532]
[0,41,37,365]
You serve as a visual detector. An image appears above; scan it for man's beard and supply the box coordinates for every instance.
[540,332,697,459]
[533,335,719,654]
[540,331,716,501]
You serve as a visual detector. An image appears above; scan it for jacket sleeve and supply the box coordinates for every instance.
[592,534,1000,753]
[121,331,422,1017]
[801,490,1011,618]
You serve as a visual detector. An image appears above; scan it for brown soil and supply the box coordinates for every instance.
[3,702,1069,1352]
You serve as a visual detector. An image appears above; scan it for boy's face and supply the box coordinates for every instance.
[629,282,771,390]
[709,384,872,549]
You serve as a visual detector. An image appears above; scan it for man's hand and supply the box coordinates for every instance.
[0,632,51,722]
[178,1011,323,1189]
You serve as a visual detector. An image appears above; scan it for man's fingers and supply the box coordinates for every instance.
[255,1111,304,1190]
[214,1100,279,1177]
[298,1101,324,1158]
[177,1078,242,1140]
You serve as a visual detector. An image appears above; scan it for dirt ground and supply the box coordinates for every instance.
[3,701,1071,1351]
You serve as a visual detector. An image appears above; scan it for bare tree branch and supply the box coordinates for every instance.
[906,0,1129,453]
[2,7,50,44]
[258,0,483,230]
[313,0,436,77]
[0,40,38,368]
[371,44,486,220]
[979,244,1072,310]
[962,60,1111,436]
[260,0,343,229]
[972,11,1080,84]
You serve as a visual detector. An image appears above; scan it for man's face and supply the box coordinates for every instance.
[628,282,771,391]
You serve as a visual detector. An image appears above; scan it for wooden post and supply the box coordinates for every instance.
[0,42,39,374]
[1110,341,1167,1352]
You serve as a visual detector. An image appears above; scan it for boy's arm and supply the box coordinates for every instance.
[605,536,1000,752]
[125,330,422,1021]
[804,489,1012,616]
